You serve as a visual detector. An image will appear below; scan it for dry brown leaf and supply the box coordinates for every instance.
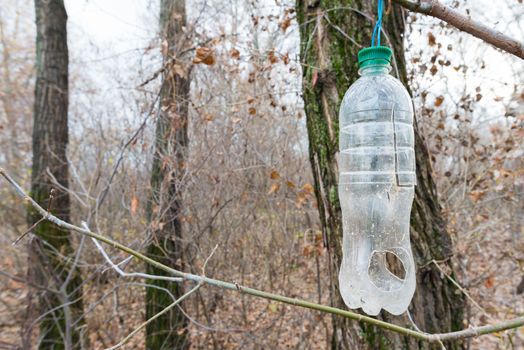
[3,256,13,268]
[428,32,436,46]
[280,17,292,32]
[131,196,139,215]
[230,48,240,60]
[434,95,444,107]
[302,183,314,195]
[268,50,279,64]
[311,70,318,87]
[282,53,290,65]
[286,180,295,188]
[270,170,280,180]
[499,169,514,178]
[268,183,280,195]
[469,190,486,202]
[303,244,314,257]
[193,47,216,65]
[248,107,257,115]
[295,192,307,208]
[248,71,255,83]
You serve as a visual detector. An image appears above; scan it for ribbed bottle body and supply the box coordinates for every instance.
[338,66,416,315]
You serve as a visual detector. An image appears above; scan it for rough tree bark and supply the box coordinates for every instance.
[145,0,190,349]
[296,1,465,349]
[27,0,86,349]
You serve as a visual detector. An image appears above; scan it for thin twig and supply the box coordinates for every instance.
[432,260,492,321]
[105,282,202,350]
[1,167,523,343]
[0,270,58,293]
[202,244,218,276]
[406,310,445,349]
[90,92,161,224]
[13,188,56,245]
[13,217,44,245]
[101,243,218,349]
[82,222,183,284]
[393,0,524,59]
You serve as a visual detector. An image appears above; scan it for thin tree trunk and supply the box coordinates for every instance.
[296,1,465,349]
[145,0,190,349]
[28,0,85,349]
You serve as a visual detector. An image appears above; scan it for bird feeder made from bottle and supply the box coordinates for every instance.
[338,46,416,316]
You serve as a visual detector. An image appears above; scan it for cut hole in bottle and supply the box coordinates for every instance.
[368,250,406,292]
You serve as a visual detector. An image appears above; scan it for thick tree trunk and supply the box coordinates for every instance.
[296,1,465,349]
[28,1,85,349]
[145,0,190,349]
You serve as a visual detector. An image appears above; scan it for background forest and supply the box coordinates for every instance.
[0,0,522,349]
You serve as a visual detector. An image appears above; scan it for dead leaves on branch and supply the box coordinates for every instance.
[428,32,437,46]
[280,8,295,32]
[193,47,216,65]
[202,113,214,122]
[152,12,296,89]
[280,17,292,32]
[469,190,487,203]
[270,170,280,180]
[130,196,139,216]
[268,50,279,64]
[230,48,240,60]
[434,95,445,107]
[267,169,315,208]
[267,183,281,195]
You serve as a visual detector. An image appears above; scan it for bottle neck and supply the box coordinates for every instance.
[359,64,391,76]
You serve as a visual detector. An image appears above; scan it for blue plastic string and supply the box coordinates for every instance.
[371,0,384,47]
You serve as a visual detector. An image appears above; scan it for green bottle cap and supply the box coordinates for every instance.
[358,46,392,68]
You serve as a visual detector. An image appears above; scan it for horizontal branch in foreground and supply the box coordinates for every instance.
[1,167,522,343]
[394,0,524,59]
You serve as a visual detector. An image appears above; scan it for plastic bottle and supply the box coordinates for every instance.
[338,46,416,316]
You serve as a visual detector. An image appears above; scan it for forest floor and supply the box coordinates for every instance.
[0,226,522,349]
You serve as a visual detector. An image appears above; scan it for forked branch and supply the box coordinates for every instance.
[393,0,524,59]
[1,167,522,344]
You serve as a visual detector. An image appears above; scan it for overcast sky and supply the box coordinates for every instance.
[2,0,522,131]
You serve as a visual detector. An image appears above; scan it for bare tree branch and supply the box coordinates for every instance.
[394,0,524,59]
[84,222,183,284]
[1,167,523,344]
[106,283,202,350]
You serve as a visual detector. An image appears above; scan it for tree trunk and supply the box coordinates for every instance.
[28,0,85,348]
[296,1,465,349]
[145,0,190,349]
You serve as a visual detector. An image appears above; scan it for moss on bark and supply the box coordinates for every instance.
[144,1,190,349]
[296,1,465,349]
[29,1,86,348]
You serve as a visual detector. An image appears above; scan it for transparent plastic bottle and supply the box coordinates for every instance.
[338,46,416,316]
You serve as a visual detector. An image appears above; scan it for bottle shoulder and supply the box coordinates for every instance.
[340,75,413,114]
